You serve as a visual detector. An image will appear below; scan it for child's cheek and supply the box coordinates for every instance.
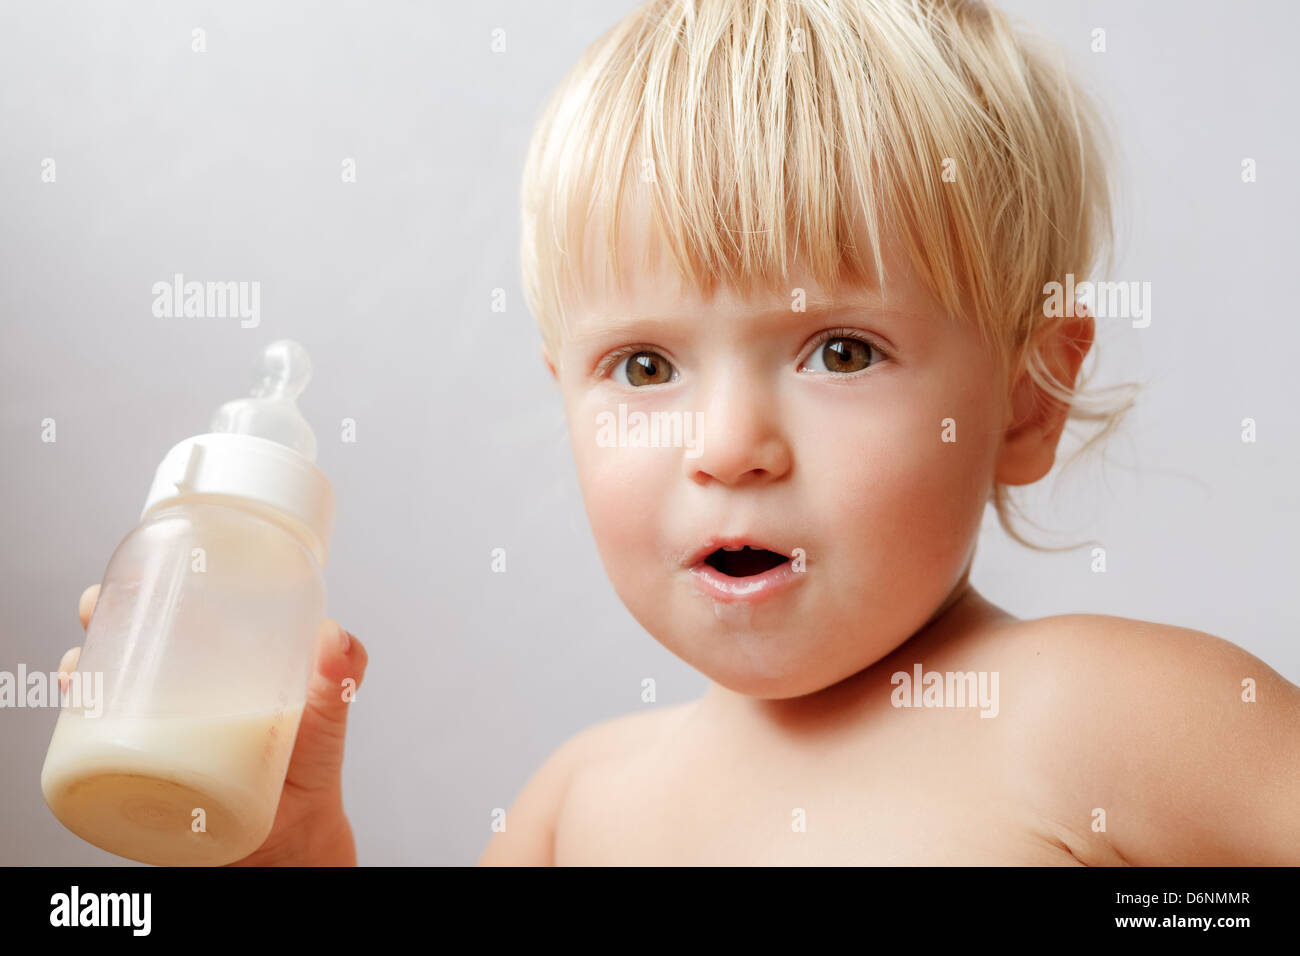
[806,380,1000,597]
[566,402,674,585]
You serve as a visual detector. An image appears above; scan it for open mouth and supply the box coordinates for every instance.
[703,546,790,577]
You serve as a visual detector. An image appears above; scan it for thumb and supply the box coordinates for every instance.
[282,619,368,796]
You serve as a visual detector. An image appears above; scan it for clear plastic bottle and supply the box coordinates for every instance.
[40,340,335,866]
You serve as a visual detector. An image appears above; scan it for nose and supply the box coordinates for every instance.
[687,370,793,488]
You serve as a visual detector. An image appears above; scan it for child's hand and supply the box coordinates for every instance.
[59,584,369,867]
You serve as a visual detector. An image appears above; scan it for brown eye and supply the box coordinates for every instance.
[619,350,675,386]
[805,337,878,374]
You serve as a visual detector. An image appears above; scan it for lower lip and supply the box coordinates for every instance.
[688,558,803,604]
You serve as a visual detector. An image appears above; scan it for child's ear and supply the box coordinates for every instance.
[995,312,1094,486]
[541,347,558,382]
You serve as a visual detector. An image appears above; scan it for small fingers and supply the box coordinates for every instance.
[78,584,100,630]
[58,646,82,693]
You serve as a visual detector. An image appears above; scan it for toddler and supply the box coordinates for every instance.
[482,0,1300,865]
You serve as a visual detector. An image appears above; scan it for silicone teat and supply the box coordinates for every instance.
[209,340,319,461]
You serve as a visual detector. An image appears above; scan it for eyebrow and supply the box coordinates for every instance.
[569,297,916,347]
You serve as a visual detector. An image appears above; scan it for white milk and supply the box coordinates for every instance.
[41,706,302,866]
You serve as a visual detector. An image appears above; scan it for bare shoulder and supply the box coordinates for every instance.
[477,702,692,866]
[993,613,1300,864]
[995,611,1269,663]
[567,700,694,765]
[992,612,1297,721]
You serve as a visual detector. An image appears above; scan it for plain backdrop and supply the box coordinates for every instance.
[2,0,1297,865]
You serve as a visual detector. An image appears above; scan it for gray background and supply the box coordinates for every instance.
[2,0,1297,865]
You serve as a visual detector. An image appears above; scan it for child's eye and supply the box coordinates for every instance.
[611,349,676,386]
[800,333,884,374]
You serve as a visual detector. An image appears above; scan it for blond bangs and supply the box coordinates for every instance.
[521,0,1113,367]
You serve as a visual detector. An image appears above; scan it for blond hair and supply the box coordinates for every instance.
[520,0,1133,545]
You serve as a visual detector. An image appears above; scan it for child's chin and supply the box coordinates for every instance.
[702,665,841,700]
[672,628,854,699]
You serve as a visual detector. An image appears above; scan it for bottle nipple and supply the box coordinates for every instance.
[210,340,319,461]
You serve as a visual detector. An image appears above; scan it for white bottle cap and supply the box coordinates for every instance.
[140,340,335,567]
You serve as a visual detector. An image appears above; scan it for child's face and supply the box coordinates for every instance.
[549,237,1012,699]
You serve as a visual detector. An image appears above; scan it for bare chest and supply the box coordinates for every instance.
[554,723,1087,866]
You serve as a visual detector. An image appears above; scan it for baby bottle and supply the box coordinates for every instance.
[40,340,335,866]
